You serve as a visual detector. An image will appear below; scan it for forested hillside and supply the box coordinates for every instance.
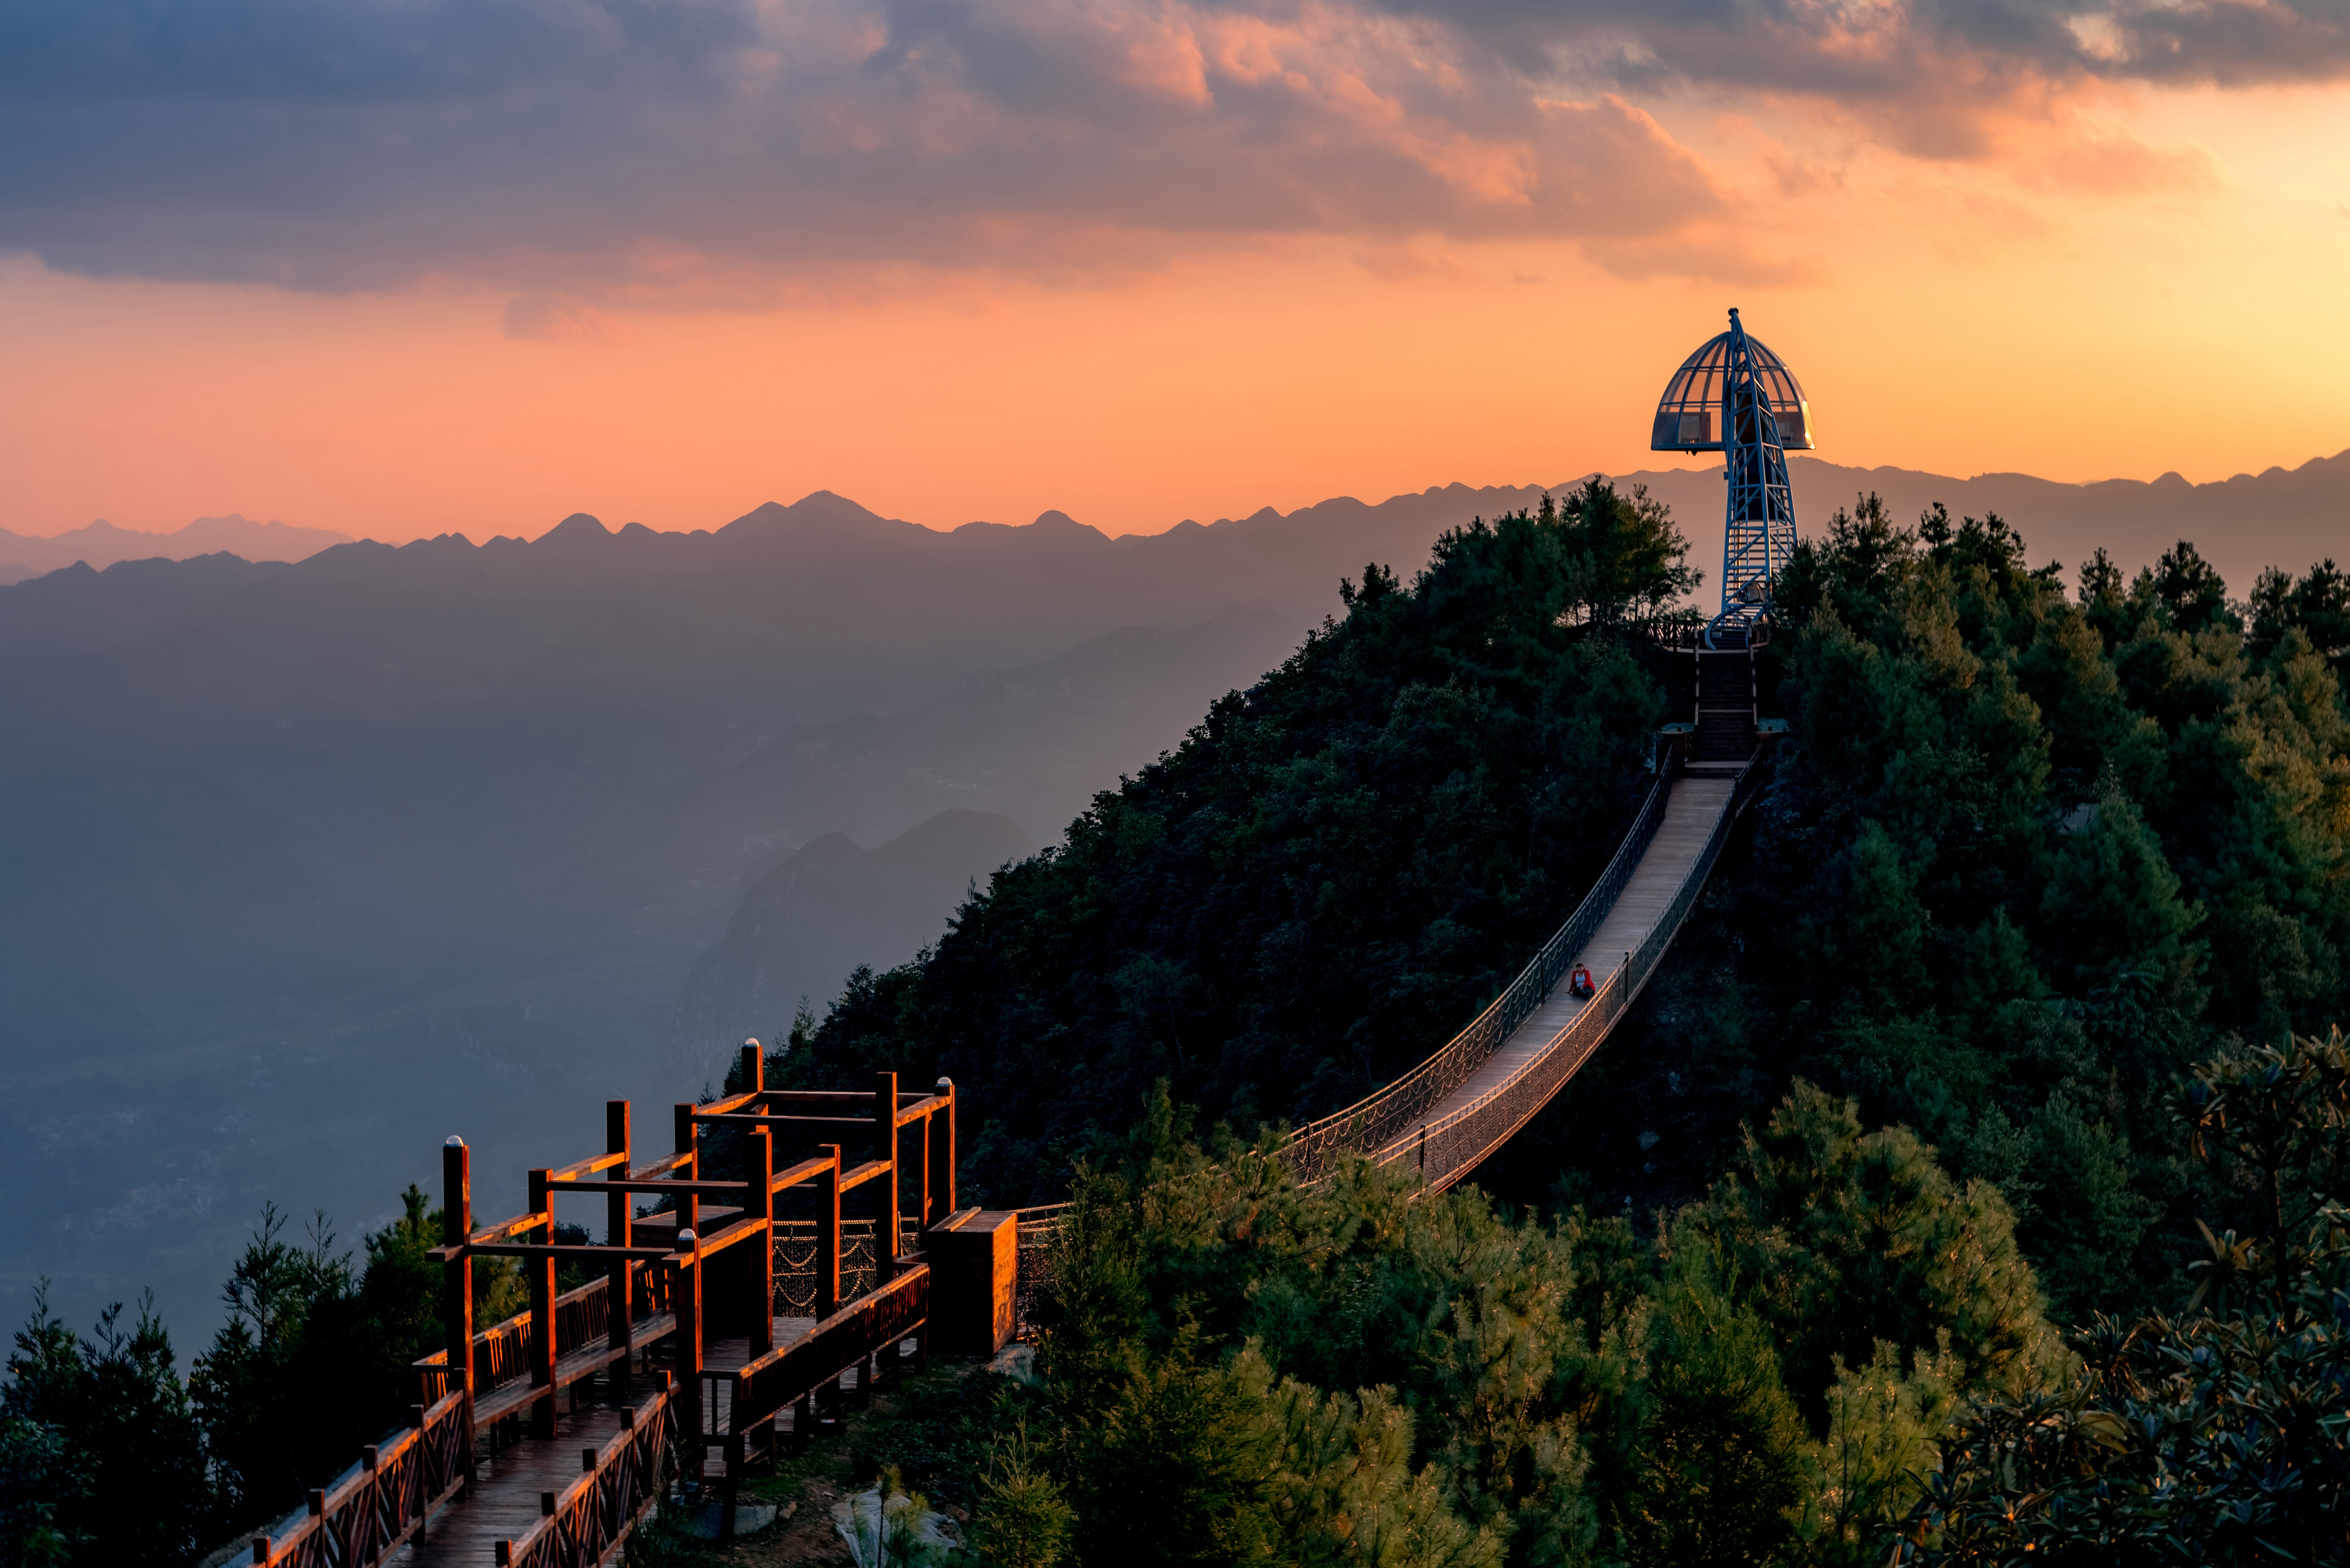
[762,484,2350,1563]
[786,479,1698,1202]
[1495,499,2350,1325]
[10,482,2348,1563]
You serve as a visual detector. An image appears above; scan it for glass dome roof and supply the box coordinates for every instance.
[1650,331,1813,453]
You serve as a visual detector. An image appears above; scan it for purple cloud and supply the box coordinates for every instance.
[0,0,2329,293]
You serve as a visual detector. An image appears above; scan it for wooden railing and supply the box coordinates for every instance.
[411,1266,665,1409]
[248,1391,468,1567]
[706,1263,930,1446]
[497,1384,674,1568]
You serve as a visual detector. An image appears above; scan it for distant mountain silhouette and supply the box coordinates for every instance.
[1624,451,2350,599]
[3,452,2344,1342]
[675,810,1038,1061]
[0,514,353,578]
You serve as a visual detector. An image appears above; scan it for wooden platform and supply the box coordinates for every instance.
[1387,773,1737,1157]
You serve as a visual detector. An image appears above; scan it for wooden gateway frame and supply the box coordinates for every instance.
[416,1046,968,1544]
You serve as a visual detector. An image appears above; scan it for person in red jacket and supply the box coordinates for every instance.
[1569,964,1595,1000]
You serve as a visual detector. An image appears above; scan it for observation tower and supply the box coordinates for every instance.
[1651,308,1812,644]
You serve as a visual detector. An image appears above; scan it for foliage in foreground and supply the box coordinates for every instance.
[0,1185,523,1565]
[1899,1029,2350,1564]
[1520,503,2350,1328]
[955,1081,2057,1568]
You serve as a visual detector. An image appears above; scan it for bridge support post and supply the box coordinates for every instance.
[929,1078,955,1224]
[526,1167,557,1439]
[873,1072,898,1285]
[440,1137,477,1492]
[742,1047,774,1359]
[749,1122,774,1358]
[816,1146,841,1320]
[606,1101,632,1402]
[675,1102,703,1489]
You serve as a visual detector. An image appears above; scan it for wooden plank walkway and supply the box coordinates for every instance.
[381,1313,912,1567]
[1381,772,1737,1161]
[388,1387,663,1567]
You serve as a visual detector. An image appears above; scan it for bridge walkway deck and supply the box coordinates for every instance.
[1374,767,1740,1174]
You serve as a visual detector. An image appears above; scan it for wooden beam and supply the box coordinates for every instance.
[697,1112,873,1127]
[544,1149,628,1183]
[837,1158,891,1193]
[892,1095,948,1128]
[440,1243,679,1262]
[769,1153,838,1194]
[696,1088,763,1118]
[686,1216,771,1261]
[554,1178,748,1195]
[634,1150,693,1180]
[465,1211,547,1248]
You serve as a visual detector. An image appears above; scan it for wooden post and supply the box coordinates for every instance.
[527,1167,557,1439]
[606,1100,632,1400]
[930,1078,955,1222]
[874,1071,898,1283]
[912,1110,931,1237]
[816,1144,841,1320]
[741,1045,773,1354]
[441,1137,477,1486]
[674,1103,702,1487]
[748,1125,774,1356]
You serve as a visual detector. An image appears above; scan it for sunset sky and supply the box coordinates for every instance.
[3,0,2346,543]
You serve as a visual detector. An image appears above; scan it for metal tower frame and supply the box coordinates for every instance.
[1647,307,1811,645]
[1716,308,1797,638]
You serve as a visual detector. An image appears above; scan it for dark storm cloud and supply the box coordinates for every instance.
[0,0,2332,292]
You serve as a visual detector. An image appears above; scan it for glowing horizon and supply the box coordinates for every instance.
[2,0,2345,547]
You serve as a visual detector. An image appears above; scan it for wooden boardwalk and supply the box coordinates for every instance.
[389,1389,662,1566]
[1371,766,1745,1183]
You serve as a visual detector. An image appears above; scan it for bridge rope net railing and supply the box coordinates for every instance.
[1274,758,1678,1187]
[1392,752,1763,1191]
[773,1216,923,1317]
[1013,747,1765,1330]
